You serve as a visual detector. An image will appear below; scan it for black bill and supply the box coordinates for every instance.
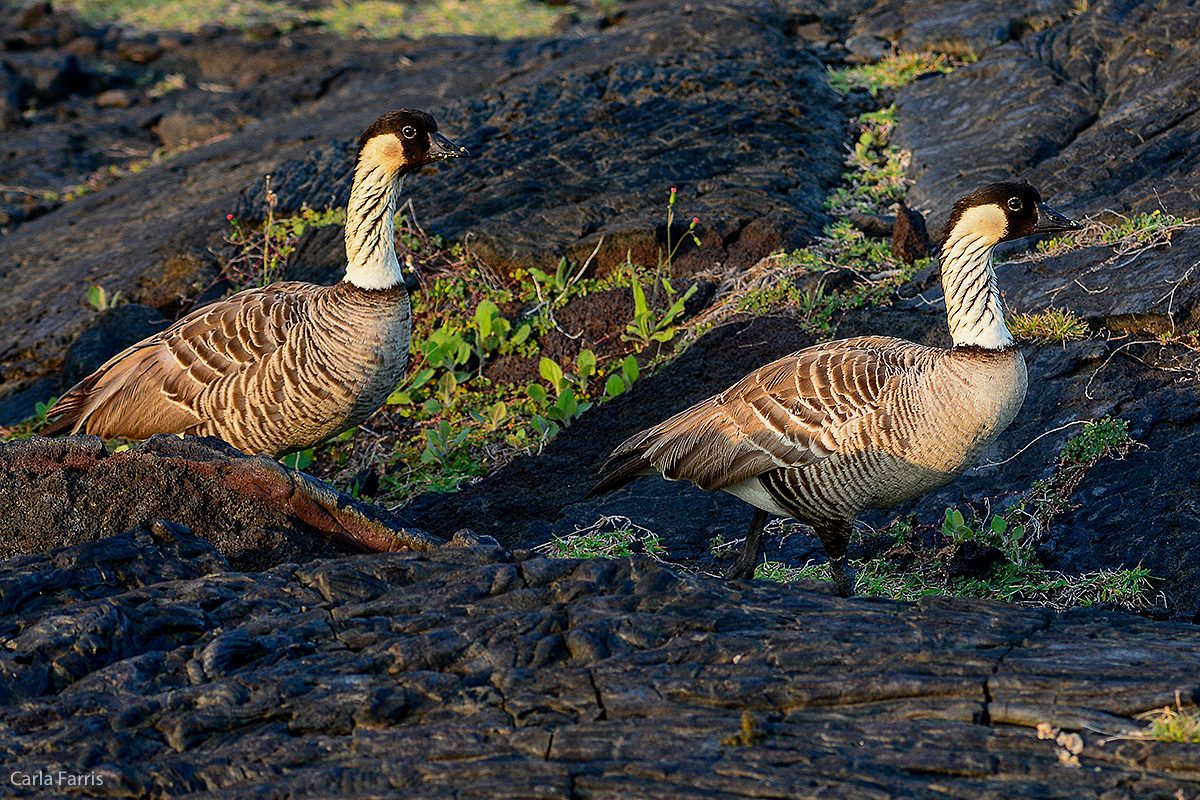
[1034,202,1082,234]
[429,131,469,159]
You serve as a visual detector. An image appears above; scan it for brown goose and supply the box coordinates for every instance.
[43,108,468,458]
[588,183,1081,596]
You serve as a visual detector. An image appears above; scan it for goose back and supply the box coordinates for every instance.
[45,281,410,458]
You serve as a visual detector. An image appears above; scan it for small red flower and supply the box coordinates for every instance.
[226,214,234,220]
[692,217,699,224]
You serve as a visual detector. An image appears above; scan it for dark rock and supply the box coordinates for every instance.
[16,2,51,30]
[94,87,130,107]
[231,140,357,222]
[115,38,163,64]
[848,209,895,237]
[894,0,1200,231]
[844,32,892,63]
[0,435,442,570]
[891,201,931,263]
[948,540,1005,580]
[895,41,1099,235]
[282,223,347,286]
[851,0,1073,57]
[0,61,26,129]
[3,51,84,106]
[153,108,240,148]
[235,3,847,279]
[62,35,100,57]
[2,534,1200,796]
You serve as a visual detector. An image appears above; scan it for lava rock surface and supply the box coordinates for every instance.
[2,529,1199,798]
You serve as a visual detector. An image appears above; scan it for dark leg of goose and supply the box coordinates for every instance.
[817,520,855,597]
[726,507,769,580]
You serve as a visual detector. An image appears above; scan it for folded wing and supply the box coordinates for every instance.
[589,336,926,494]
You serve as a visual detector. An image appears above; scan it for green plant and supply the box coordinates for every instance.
[1009,308,1089,342]
[827,51,968,96]
[386,367,436,406]
[542,515,665,559]
[422,371,463,415]
[224,191,347,290]
[419,325,472,376]
[604,355,640,398]
[281,448,314,471]
[663,186,703,271]
[622,268,698,349]
[466,299,531,375]
[1059,417,1131,466]
[754,561,807,583]
[421,420,471,466]
[528,256,590,308]
[1035,210,1195,258]
[87,285,123,311]
[1133,693,1200,743]
[467,400,509,432]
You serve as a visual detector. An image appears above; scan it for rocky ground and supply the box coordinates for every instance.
[1,0,1200,795]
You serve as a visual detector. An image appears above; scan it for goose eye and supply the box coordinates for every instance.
[1007,197,1023,212]
[401,126,417,139]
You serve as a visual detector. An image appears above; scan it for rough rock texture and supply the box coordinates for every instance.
[0,435,440,571]
[852,0,1074,56]
[2,531,1199,798]
[894,0,1200,233]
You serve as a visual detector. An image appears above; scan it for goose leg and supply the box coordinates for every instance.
[726,507,769,580]
[816,520,855,597]
[827,557,857,597]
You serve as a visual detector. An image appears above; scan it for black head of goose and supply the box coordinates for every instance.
[587,182,1081,596]
[42,108,469,458]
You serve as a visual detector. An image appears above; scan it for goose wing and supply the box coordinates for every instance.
[589,336,928,494]
[44,283,319,440]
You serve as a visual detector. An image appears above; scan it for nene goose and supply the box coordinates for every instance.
[588,182,1080,596]
[43,108,468,458]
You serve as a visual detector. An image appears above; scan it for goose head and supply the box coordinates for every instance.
[941,182,1081,251]
[356,108,470,176]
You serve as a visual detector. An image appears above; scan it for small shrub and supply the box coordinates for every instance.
[828,51,969,96]
[541,516,665,560]
[1009,308,1089,343]
[1133,694,1200,743]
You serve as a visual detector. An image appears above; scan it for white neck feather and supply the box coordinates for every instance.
[343,163,405,290]
[940,220,1014,350]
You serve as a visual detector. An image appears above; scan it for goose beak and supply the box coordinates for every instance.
[429,132,469,160]
[1034,202,1082,234]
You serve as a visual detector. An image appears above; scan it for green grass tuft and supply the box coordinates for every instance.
[1008,308,1089,343]
[827,52,969,96]
[542,516,665,560]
